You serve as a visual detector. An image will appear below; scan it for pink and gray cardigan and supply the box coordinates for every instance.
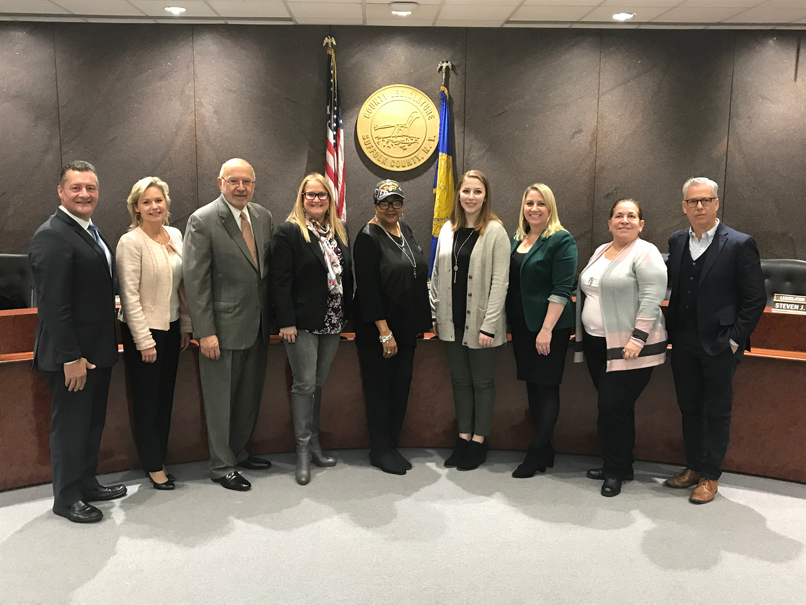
[574,238,668,372]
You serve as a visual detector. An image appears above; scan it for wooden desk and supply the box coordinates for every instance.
[2,308,805,491]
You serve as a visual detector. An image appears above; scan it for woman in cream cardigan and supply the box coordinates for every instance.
[430,170,510,471]
[117,177,192,490]
[575,198,667,497]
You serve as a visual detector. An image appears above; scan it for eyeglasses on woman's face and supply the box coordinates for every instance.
[303,191,330,201]
[376,199,403,210]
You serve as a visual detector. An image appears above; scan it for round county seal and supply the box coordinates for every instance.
[356,84,440,172]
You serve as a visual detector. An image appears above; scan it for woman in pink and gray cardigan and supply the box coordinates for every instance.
[574,198,667,498]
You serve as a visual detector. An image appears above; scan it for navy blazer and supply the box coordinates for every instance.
[666,222,766,356]
[28,210,119,372]
[271,220,353,332]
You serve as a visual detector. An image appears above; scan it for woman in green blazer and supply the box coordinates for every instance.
[506,183,578,478]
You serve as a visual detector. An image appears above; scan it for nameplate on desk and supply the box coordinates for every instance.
[771,293,806,314]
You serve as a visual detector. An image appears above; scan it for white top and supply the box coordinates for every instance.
[223,198,253,230]
[579,255,612,337]
[59,205,112,272]
[688,218,719,261]
[168,249,183,323]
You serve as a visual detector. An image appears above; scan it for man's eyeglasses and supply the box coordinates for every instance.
[684,197,716,208]
[303,192,330,201]
[376,199,403,210]
[224,178,255,188]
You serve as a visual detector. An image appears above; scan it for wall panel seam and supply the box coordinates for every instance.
[191,26,201,212]
[52,24,63,170]
[722,32,738,225]
[589,32,603,260]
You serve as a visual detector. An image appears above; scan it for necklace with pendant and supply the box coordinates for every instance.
[452,229,475,284]
[376,221,417,279]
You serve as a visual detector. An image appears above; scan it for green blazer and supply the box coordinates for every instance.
[508,229,578,333]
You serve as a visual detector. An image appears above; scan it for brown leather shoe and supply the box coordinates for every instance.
[690,478,719,504]
[664,468,701,489]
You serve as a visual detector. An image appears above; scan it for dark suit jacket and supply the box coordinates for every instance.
[507,229,578,333]
[28,210,118,372]
[271,221,353,332]
[666,221,766,356]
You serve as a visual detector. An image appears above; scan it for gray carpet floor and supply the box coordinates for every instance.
[1,449,805,605]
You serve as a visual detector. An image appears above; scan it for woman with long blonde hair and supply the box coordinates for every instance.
[507,183,577,478]
[271,172,352,485]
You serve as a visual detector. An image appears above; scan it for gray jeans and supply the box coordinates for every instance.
[283,330,341,395]
[443,340,500,436]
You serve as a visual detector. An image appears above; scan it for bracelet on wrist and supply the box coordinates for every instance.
[379,332,394,343]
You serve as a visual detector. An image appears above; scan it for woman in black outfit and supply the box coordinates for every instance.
[353,180,431,475]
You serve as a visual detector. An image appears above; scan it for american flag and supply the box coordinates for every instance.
[325,41,346,221]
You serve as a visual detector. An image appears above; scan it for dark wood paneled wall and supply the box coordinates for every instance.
[1,24,804,259]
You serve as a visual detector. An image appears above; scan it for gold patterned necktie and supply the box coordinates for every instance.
[240,210,258,266]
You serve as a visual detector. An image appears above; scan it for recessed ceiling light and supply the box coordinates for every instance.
[164,6,187,15]
[390,2,418,17]
[612,12,635,21]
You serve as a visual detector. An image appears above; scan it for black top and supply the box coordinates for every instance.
[509,249,525,294]
[353,221,431,346]
[270,220,353,333]
[451,227,480,331]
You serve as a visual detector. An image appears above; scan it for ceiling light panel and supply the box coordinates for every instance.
[0,0,69,13]
[510,5,594,21]
[129,1,217,16]
[288,2,362,18]
[56,1,146,16]
[723,7,806,22]
[438,4,519,19]
[581,6,668,20]
[602,0,677,6]
[208,1,289,18]
[651,7,746,22]
[367,3,438,17]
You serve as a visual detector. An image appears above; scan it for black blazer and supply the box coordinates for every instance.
[271,220,353,332]
[28,210,119,371]
[666,221,766,356]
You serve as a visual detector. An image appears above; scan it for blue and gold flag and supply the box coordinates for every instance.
[430,85,454,277]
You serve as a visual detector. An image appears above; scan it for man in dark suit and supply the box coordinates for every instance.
[183,158,274,491]
[665,177,766,504]
[29,161,126,523]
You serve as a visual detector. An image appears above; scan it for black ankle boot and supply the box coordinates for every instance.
[444,437,470,468]
[511,442,555,478]
[457,440,488,471]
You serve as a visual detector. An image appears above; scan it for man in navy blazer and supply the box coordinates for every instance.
[29,161,126,523]
[664,177,765,504]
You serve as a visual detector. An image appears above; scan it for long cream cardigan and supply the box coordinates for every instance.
[116,226,192,350]
[430,219,510,348]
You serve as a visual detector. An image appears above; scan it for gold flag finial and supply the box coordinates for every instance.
[323,36,336,49]
[438,60,453,86]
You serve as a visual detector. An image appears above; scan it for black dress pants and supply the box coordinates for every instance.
[670,326,737,480]
[583,332,653,479]
[355,337,415,455]
[121,321,181,472]
[45,365,113,507]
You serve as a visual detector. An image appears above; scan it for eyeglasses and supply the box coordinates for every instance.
[684,197,715,207]
[224,178,255,188]
[376,199,404,210]
[303,191,330,201]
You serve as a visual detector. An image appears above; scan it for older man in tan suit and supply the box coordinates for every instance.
[184,158,274,490]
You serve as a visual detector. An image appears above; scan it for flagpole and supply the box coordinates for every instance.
[430,60,456,278]
[324,36,346,221]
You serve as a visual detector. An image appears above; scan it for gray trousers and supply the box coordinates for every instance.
[198,335,268,479]
[283,330,341,396]
[443,340,500,437]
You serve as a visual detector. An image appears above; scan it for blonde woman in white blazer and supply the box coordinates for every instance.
[116,177,192,490]
[430,170,510,471]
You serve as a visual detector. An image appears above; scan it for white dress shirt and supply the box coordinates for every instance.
[223,199,252,230]
[59,205,112,271]
[688,218,719,261]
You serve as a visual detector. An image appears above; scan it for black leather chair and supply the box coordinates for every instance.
[759,258,806,307]
[0,254,36,309]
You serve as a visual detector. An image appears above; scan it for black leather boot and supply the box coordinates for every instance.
[457,440,488,471]
[444,437,470,468]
